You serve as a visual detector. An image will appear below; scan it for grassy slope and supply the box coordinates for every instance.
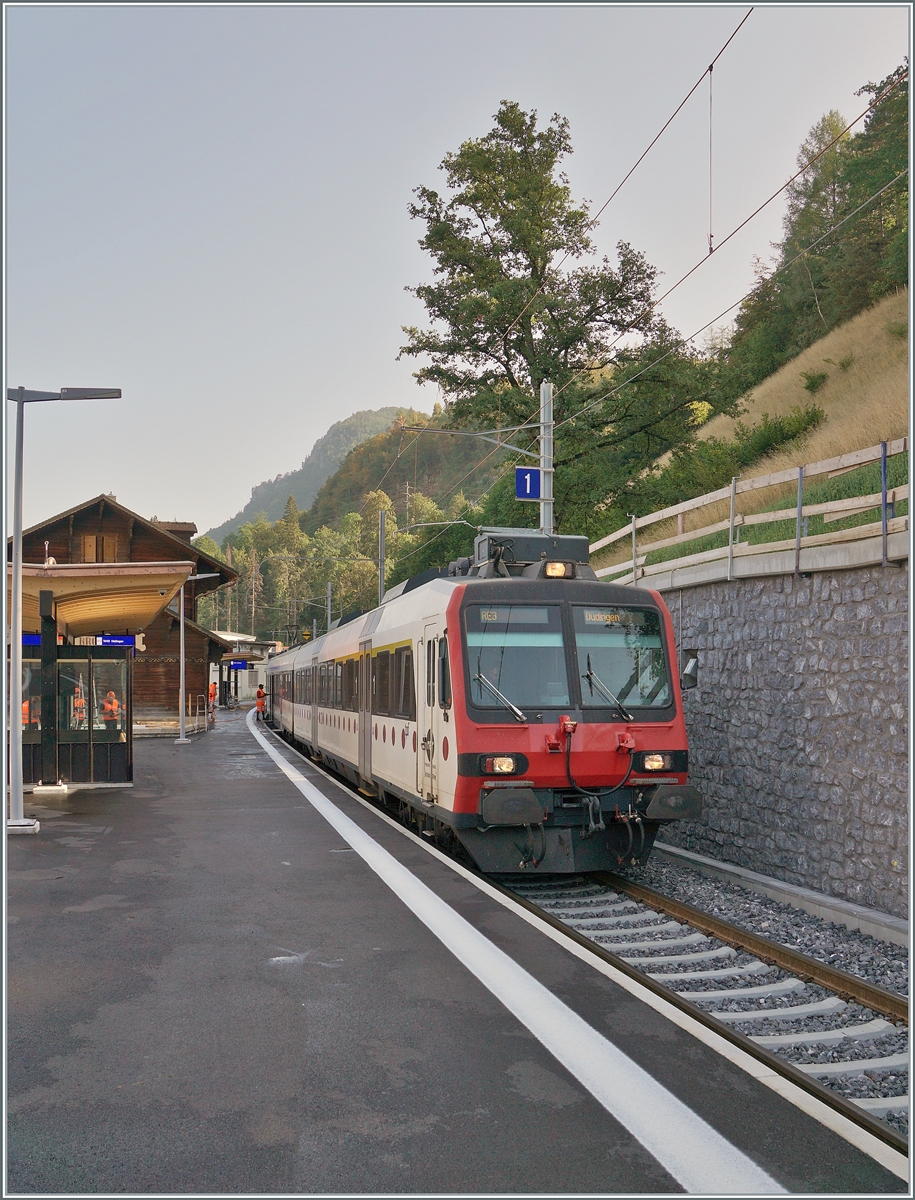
[593,289,909,572]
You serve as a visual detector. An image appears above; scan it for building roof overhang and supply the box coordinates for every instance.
[8,561,194,638]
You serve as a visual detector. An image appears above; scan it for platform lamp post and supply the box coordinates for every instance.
[6,386,121,835]
[175,572,220,744]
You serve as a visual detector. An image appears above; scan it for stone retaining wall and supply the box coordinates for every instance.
[663,564,908,918]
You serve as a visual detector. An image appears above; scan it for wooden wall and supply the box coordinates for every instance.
[133,611,223,719]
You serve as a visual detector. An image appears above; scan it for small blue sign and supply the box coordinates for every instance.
[515,466,541,501]
[98,635,135,647]
[22,633,41,647]
[230,659,247,671]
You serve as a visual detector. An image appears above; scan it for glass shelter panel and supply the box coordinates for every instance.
[464,605,569,710]
[91,658,128,740]
[19,658,41,741]
[572,606,670,709]
[58,660,91,741]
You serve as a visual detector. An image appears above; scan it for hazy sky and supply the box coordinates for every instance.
[5,3,909,535]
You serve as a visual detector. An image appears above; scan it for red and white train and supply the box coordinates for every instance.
[266,530,701,873]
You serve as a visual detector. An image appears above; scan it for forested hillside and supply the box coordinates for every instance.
[197,63,907,643]
[204,407,404,543]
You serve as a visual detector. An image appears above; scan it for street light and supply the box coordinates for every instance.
[7,386,122,834]
[175,572,220,744]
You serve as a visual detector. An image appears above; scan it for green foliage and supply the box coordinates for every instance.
[617,405,824,523]
[400,101,743,536]
[300,408,502,535]
[801,370,828,393]
[727,63,908,387]
[637,452,907,569]
[887,321,907,339]
[192,534,224,561]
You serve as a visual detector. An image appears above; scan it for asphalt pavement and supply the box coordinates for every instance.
[7,707,906,1194]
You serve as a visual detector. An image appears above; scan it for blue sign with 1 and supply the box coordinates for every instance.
[515,466,541,501]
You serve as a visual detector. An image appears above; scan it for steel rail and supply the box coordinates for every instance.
[490,880,908,1158]
[595,872,909,1024]
[259,725,907,1158]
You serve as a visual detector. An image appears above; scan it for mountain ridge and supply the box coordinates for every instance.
[204,407,406,542]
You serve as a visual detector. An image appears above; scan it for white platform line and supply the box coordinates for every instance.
[254,719,908,1184]
[248,713,785,1195]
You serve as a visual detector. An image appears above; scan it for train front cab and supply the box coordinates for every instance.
[436,580,701,874]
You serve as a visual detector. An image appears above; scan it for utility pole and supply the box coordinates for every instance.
[249,547,258,636]
[378,508,386,606]
[540,380,553,536]
[313,617,318,642]
[326,580,332,633]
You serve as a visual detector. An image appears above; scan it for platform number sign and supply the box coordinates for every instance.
[515,467,541,501]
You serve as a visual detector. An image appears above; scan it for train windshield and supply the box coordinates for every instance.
[465,604,570,710]
[572,606,670,708]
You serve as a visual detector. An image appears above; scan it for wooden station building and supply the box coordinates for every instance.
[9,495,237,736]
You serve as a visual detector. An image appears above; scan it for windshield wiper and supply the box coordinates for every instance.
[582,655,634,722]
[474,672,528,723]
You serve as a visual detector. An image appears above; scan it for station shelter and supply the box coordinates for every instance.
[11,566,192,786]
[8,495,238,786]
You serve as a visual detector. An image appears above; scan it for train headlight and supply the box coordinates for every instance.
[641,753,672,771]
[544,561,573,578]
[481,754,518,774]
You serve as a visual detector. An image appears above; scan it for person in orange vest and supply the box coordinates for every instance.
[73,686,86,728]
[208,680,218,723]
[21,697,39,729]
[101,690,120,731]
[255,685,266,721]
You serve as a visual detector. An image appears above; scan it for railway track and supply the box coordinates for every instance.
[269,729,909,1157]
[500,872,908,1155]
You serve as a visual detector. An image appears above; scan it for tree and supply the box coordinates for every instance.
[400,101,740,535]
[400,101,661,425]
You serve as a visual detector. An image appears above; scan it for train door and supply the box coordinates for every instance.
[310,656,318,749]
[420,624,439,803]
[358,639,372,784]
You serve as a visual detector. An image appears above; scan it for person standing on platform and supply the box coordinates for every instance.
[208,680,218,724]
[101,690,120,732]
[255,685,266,721]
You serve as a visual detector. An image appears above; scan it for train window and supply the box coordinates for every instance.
[572,606,670,708]
[304,667,313,705]
[437,637,451,710]
[426,638,435,708]
[318,664,326,707]
[335,661,343,708]
[464,604,569,710]
[373,651,391,716]
[343,659,356,710]
[393,646,415,720]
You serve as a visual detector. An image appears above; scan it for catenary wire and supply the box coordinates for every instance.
[548,68,908,403]
[357,10,755,506]
[429,167,909,523]
[504,7,754,337]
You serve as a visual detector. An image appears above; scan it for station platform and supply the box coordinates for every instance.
[7,709,907,1194]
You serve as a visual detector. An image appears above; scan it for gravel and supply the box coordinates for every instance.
[511,868,910,1137]
[616,857,908,997]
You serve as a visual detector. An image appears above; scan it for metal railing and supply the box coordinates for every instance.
[591,438,907,585]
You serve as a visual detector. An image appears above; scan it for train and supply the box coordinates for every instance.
[265,529,701,873]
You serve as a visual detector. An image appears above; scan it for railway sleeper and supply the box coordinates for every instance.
[749,1018,894,1048]
[799,1052,910,1078]
[710,997,847,1022]
[623,943,735,966]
